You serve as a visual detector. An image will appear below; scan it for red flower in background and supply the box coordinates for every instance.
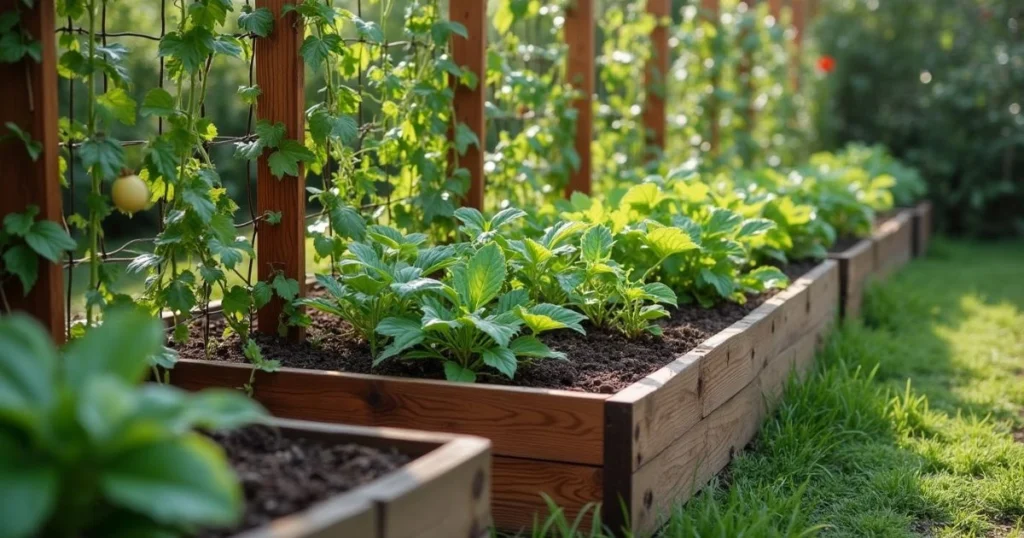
[816,55,836,74]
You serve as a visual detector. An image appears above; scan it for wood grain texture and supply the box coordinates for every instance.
[491,457,603,532]
[449,0,486,210]
[234,419,491,538]
[759,317,829,408]
[913,201,933,257]
[700,379,764,483]
[829,238,874,319]
[255,0,306,340]
[169,360,607,465]
[644,0,670,153]
[565,0,594,197]
[627,419,706,533]
[872,210,913,279]
[0,0,65,342]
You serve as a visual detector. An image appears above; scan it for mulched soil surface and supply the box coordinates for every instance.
[196,426,410,538]
[176,262,818,394]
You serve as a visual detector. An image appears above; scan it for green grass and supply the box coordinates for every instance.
[514,239,1024,537]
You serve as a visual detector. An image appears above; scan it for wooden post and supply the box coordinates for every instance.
[702,0,721,156]
[768,0,783,19]
[643,0,670,156]
[256,0,305,340]
[0,0,65,343]
[564,0,594,197]
[449,0,486,210]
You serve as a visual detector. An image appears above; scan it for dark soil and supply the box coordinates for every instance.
[196,426,410,538]
[176,262,818,394]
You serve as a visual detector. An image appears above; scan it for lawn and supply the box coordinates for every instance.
[521,239,1024,537]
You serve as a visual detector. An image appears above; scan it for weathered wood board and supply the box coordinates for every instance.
[912,201,933,258]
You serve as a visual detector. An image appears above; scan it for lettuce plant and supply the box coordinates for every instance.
[297,225,456,357]
[0,309,266,538]
[375,243,585,383]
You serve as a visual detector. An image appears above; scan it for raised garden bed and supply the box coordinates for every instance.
[912,201,934,257]
[873,208,915,279]
[220,418,491,538]
[829,208,916,319]
[168,260,839,535]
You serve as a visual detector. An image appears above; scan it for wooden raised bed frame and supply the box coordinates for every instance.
[912,201,933,257]
[235,419,491,538]
[171,261,839,536]
[829,208,916,319]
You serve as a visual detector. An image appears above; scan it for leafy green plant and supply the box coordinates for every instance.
[0,206,77,303]
[375,242,585,382]
[0,308,266,538]
[297,225,456,357]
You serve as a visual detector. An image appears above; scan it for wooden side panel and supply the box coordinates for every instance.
[759,317,827,408]
[873,210,913,279]
[830,239,874,319]
[256,0,306,340]
[913,201,933,257]
[627,419,707,533]
[644,0,670,153]
[565,0,594,197]
[0,0,65,342]
[449,0,486,210]
[699,380,765,491]
[491,457,603,532]
[169,362,606,465]
[370,439,492,538]
[236,496,377,538]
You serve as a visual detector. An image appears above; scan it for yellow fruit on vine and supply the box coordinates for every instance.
[111,174,149,215]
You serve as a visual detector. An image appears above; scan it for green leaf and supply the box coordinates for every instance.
[643,227,699,260]
[581,225,614,263]
[24,220,76,262]
[100,435,242,528]
[699,268,736,298]
[272,274,300,301]
[299,33,341,67]
[518,304,587,335]
[443,361,477,383]
[158,28,215,72]
[737,218,776,238]
[237,85,261,105]
[268,139,315,178]
[145,137,178,183]
[182,188,215,224]
[467,314,518,347]
[454,123,480,155]
[79,136,124,179]
[745,266,789,290]
[458,243,506,310]
[3,245,38,294]
[221,286,250,317]
[642,282,678,307]
[140,88,176,118]
[454,207,486,236]
[252,281,272,309]
[239,5,273,37]
[254,119,285,149]
[509,335,565,360]
[97,87,137,126]
[392,278,445,298]
[705,207,744,236]
[621,183,664,210]
[490,207,526,231]
[0,433,57,538]
[0,314,57,421]
[3,206,37,236]
[375,317,425,363]
[482,347,517,379]
[63,308,165,390]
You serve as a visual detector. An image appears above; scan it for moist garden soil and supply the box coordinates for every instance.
[175,262,818,394]
[195,426,410,538]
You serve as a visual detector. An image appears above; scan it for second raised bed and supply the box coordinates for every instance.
[169,260,839,536]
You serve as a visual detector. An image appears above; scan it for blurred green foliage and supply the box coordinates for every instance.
[815,0,1024,236]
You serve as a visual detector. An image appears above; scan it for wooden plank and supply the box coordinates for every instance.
[237,419,489,538]
[449,0,486,210]
[913,201,933,257]
[492,457,603,532]
[644,0,670,154]
[873,210,913,279]
[169,360,607,465]
[256,0,306,340]
[0,0,64,342]
[758,316,828,408]
[564,0,594,197]
[699,380,764,489]
[829,238,874,319]
[626,419,706,533]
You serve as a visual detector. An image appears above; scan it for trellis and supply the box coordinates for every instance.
[0,0,820,343]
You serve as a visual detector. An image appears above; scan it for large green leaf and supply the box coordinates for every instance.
[482,347,517,379]
[620,182,663,210]
[375,318,425,364]
[0,315,57,418]
[443,361,477,383]
[643,227,699,260]
[518,304,587,335]
[642,282,678,307]
[581,225,614,263]
[467,315,518,347]
[509,336,565,360]
[62,309,165,391]
[737,218,776,238]
[704,208,744,237]
[100,435,242,528]
[458,243,506,310]
[0,432,57,538]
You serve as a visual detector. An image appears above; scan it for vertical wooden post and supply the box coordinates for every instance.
[0,0,65,342]
[702,0,721,156]
[768,0,783,19]
[449,0,486,210]
[565,0,594,197]
[256,0,305,340]
[791,0,806,90]
[643,0,670,156]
